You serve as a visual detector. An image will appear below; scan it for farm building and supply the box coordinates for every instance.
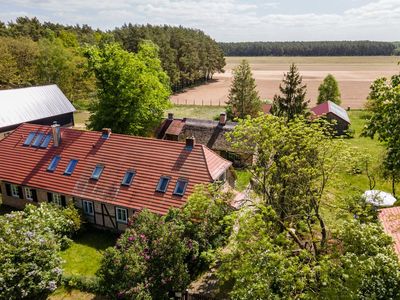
[157,113,251,167]
[0,123,232,231]
[0,85,75,139]
[310,101,351,135]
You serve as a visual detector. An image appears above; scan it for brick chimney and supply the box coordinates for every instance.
[185,136,195,150]
[168,113,174,120]
[51,122,61,147]
[102,128,112,139]
[219,112,227,126]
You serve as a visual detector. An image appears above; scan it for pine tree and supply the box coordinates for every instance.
[317,74,341,105]
[271,63,309,120]
[226,60,261,119]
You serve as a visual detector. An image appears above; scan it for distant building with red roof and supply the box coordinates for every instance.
[310,101,351,135]
[0,123,232,230]
[157,113,252,167]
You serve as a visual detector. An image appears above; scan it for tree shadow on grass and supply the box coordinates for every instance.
[73,226,119,251]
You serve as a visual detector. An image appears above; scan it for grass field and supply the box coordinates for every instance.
[60,228,118,277]
[171,56,400,109]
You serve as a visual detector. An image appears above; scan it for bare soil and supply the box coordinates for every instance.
[171,56,400,109]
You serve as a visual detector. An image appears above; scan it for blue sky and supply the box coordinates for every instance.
[1,0,399,41]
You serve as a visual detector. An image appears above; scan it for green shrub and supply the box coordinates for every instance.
[0,203,81,299]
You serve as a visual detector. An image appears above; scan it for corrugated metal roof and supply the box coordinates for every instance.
[0,85,76,128]
[310,101,351,124]
[0,124,231,215]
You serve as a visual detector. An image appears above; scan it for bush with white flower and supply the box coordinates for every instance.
[0,203,81,299]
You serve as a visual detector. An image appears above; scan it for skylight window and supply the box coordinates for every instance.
[121,170,135,186]
[47,155,61,172]
[173,179,188,196]
[23,132,37,146]
[91,164,104,180]
[64,159,78,175]
[31,132,45,147]
[156,176,170,193]
[40,134,52,148]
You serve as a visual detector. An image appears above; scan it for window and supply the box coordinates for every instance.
[47,155,61,172]
[24,187,33,201]
[116,207,128,223]
[31,132,45,147]
[83,200,94,216]
[52,193,62,206]
[23,132,36,146]
[91,165,104,180]
[173,179,188,196]
[121,170,135,186]
[64,159,78,175]
[156,176,170,193]
[40,134,52,148]
[11,184,19,198]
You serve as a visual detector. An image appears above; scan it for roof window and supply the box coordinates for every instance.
[31,132,45,147]
[64,159,78,175]
[173,179,188,196]
[47,155,61,172]
[121,170,135,186]
[156,176,170,193]
[40,134,52,148]
[91,164,104,180]
[23,131,37,146]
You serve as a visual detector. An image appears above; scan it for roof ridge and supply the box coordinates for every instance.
[201,144,232,180]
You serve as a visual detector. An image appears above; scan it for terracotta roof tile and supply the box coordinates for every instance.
[0,124,231,214]
[379,207,400,258]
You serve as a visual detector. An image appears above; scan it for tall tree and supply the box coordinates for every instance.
[317,74,341,105]
[271,63,309,120]
[85,41,171,136]
[362,72,400,196]
[226,60,261,119]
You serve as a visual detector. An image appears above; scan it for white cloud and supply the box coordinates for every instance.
[1,0,400,41]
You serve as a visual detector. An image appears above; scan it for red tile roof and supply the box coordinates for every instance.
[262,103,272,114]
[165,119,185,136]
[379,207,400,257]
[0,124,231,215]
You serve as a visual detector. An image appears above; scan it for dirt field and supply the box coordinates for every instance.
[171,56,400,109]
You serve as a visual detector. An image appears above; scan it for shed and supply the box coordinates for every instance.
[310,101,350,135]
[0,85,75,137]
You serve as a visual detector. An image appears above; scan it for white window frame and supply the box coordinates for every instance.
[83,200,94,216]
[11,184,19,198]
[52,193,62,206]
[24,187,33,201]
[116,207,128,224]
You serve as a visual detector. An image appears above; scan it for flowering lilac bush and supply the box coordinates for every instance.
[98,210,191,299]
[0,203,81,299]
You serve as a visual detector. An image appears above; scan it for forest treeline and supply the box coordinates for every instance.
[0,17,225,101]
[219,41,397,56]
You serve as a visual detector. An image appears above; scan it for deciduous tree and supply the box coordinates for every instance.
[317,74,341,105]
[85,41,171,136]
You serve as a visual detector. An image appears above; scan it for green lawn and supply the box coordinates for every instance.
[338,110,398,195]
[61,228,118,277]
[166,105,223,120]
